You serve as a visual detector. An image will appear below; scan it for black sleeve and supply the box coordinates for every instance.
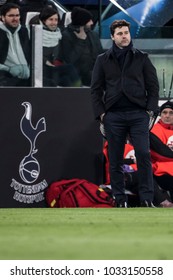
[153,178,171,205]
[150,132,173,158]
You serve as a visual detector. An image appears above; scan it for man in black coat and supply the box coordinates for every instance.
[91,19,159,207]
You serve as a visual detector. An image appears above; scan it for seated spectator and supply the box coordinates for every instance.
[0,3,30,86]
[103,140,173,207]
[150,100,173,202]
[39,6,81,87]
[29,1,58,25]
[0,1,25,21]
[59,7,103,87]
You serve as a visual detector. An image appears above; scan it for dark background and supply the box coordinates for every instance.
[0,88,104,207]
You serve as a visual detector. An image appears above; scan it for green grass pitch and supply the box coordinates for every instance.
[0,208,173,260]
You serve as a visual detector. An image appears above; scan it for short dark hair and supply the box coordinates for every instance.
[1,3,20,17]
[110,19,130,36]
[39,6,59,23]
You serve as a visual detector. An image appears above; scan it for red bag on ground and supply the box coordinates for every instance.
[46,178,115,208]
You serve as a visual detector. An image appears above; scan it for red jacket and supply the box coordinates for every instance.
[103,141,137,184]
[150,120,173,176]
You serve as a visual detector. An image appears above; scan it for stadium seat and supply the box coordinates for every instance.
[61,11,71,27]
[25,11,39,25]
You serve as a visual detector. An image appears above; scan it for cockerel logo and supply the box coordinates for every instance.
[19,102,46,183]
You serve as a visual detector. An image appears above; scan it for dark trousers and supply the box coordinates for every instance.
[0,70,30,87]
[104,110,154,204]
[125,172,171,205]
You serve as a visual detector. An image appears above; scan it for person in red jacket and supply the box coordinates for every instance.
[103,140,173,207]
[150,100,173,201]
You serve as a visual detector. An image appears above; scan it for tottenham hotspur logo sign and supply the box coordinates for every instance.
[19,102,46,183]
[11,102,48,204]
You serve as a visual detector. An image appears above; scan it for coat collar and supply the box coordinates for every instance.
[106,45,136,59]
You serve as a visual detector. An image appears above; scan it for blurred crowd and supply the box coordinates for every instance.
[0,0,103,87]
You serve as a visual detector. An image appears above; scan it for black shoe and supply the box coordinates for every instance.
[117,201,128,208]
[140,200,156,208]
